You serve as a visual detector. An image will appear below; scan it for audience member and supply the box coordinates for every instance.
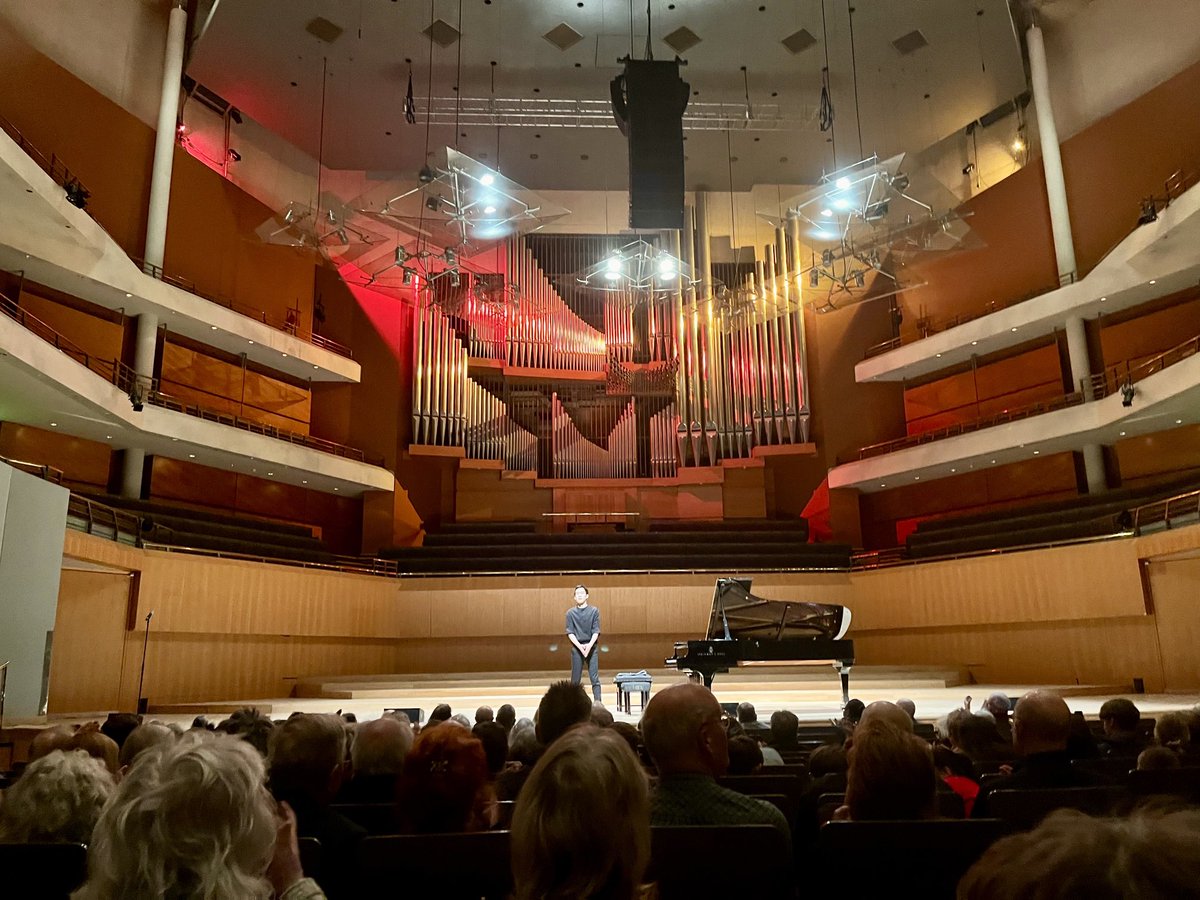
[428,703,452,725]
[535,680,593,746]
[496,722,543,802]
[473,721,510,777]
[268,713,363,897]
[512,726,650,900]
[1067,710,1100,759]
[796,743,849,845]
[338,715,413,803]
[591,701,615,728]
[642,683,789,837]
[1155,711,1193,755]
[959,808,1200,899]
[450,713,473,730]
[727,735,764,775]
[69,726,120,776]
[737,702,769,733]
[840,721,937,821]
[858,700,915,735]
[99,712,141,751]
[933,745,980,816]
[0,749,114,844]
[982,693,1013,744]
[973,691,1097,817]
[496,703,517,734]
[837,698,866,736]
[896,698,917,724]
[74,733,322,899]
[768,708,800,751]
[220,707,276,757]
[946,709,1009,764]
[475,705,494,725]
[118,722,174,771]
[399,724,495,833]
[28,724,74,762]
[1097,698,1147,758]
[610,721,643,758]
[1137,746,1181,771]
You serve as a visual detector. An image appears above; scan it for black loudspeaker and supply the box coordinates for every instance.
[611,58,689,229]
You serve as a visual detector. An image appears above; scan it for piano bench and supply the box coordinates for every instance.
[614,678,653,714]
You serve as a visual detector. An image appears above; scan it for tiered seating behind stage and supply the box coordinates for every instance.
[382,519,853,574]
[904,473,1200,558]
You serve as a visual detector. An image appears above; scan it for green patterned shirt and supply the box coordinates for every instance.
[651,774,791,839]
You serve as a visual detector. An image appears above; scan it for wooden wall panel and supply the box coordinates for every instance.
[1145,556,1200,690]
[47,571,132,714]
[1113,424,1200,485]
[0,423,112,490]
[1099,293,1200,369]
[17,291,123,363]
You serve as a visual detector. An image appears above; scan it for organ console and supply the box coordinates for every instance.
[665,578,855,705]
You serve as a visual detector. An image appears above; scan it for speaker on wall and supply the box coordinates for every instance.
[611,58,690,230]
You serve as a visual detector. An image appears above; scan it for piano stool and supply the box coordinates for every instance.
[614,672,653,714]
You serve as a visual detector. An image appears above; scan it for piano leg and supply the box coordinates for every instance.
[837,661,852,708]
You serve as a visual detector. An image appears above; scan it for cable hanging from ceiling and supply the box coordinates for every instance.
[818,0,836,166]
[847,1,864,160]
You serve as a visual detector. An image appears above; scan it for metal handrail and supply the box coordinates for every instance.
[1084,333,1200,399]
[0,111,352,361]
[1132,489,1200,533]
[67,494,142,542]
[141,542,401,576]
[0,288,383,466]
[848,391,1084,462]
[0,453,64,483]
[130,256,354,360]
[850,531,1133,571]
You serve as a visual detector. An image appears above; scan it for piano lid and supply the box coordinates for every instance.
[704,577,852,643]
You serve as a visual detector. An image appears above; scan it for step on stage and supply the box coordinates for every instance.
[143,665,1142,726]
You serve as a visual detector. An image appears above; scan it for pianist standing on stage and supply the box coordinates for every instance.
[566,584,602,702]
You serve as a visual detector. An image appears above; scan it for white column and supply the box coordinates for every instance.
[143,3,188,271]
[1064,315,1091,399]
[120,448,146,499]
[1027,23,1077,285]
[122,313,160,498]
[1081,444,1106,495]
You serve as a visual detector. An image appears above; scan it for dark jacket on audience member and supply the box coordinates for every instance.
[651,773,791,839]
[283,794,368,898]
[971,750,1099,818]
[335,772,400,805]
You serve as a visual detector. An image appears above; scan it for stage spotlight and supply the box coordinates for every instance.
[962,162,975,176]
[1121,380,1135,407]
[809,268,820,288]
[479,173,495,186]
[64,179,90,210]
[864,200,889,222]
[425,195,441,212]
[449,270,461,288]
[227,148,241,162]
[418,164,436,183]
[1137,200,1158,226]
[444,248,457,267]
[821,249,833,267]
[835,176,851,189]
[402,267,415,286]
[854,270,866,288]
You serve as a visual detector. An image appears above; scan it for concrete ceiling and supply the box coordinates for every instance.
[187,0,1028,191]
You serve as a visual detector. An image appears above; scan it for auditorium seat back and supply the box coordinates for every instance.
[0,842,88,899]
[987,786,1130,830]
[650,825,794,900]
[355,831,512,899]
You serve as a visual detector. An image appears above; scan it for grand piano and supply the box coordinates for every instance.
[665,578,855,706]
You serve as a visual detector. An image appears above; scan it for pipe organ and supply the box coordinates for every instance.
[411,210,811,479]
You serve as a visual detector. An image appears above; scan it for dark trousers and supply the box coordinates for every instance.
[571,646,601,701]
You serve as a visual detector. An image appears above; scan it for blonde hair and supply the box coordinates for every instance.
[0,749,114,844]
[74,732,277,900]
[512,725,649,900]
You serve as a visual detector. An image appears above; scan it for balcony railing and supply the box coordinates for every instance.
[1085,333,1200,400]
[1132,489,1200,533]
[0,289,383,467]
[0,112,352,361]
[0,454,64,483]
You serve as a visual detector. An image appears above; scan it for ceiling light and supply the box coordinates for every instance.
[483,205,496,214]
[125,293,132,298]
[606,257,622,272]
[1149,280,1157,285]
[991,459,997,464]
[604,271,621,281]
[314,365,319,369]
[248,340,255,345]
[302,480,308,484]
[1176,419,1183,425]
[1010,327,1018,332]
[1099,296,1107,302]
[936,353,942,358]
[833,197,851,210]
[879,483,886,488]
[820,208,832,217]
[1119,431,1126,437]
[50,422,57,427]
[971,341,978,346]
[211,325,218,330]
[914,476,920,480]
[836,177,851,189]
[1033,450,1039,455]
[267,472,274,476]
[106,435,112,439]
[950,468,956,473]
[479,173,495,186]
[1012,137,1025,153]
[188,453,196,458]
[333,487,339,491]
[282,353,288,358]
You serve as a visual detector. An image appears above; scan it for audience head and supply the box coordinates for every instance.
[737,701,758,724]
[948,710,1006,761]
[118,722,174,770]
[896,698,916,721]
[591,702,615,728]
[220,707,275,757]
[932,745,976,780]
[610,721,642,758]
[1155,711,1192,753]
[352,715,413,777]
[267,713,348,804]
[983,693,1012,721]
[400,725,494,833]
[1138,746,1182,771]
[473,721,510,776]
[807,743,848,778]
[844,721,937,821]
[429,703,453,724]
[641,683,728,778]
[727,735,764,775]
[768,709,800,750]
[959,808,1200,899]
[69,728,120,776]
[450,713,473,730]
[1098,698,1140,736]
[100,712,142,750]
[1012,691,1071,757]
[76,733,279,900]
[1184,708,1200,745]
[508,723,544,768]
[497,704,517,734]
[512,726,649,900]
[0,749,114,844]
[535,680,593,746]
[475,705,494,725]
[843,698,866,725]
[858,700,914,734]
[29,724,75,762]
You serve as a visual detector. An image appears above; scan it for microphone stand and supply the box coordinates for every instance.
[136,611,154,715]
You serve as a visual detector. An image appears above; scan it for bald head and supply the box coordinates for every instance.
[1013,691,1071,756]
[118,722,173,769]
[641,683,728,777]
[352,715,414,776]
[859,701,914,734]
[29,725,74,762]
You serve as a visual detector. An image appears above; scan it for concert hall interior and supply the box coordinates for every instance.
[1,0,1200,760]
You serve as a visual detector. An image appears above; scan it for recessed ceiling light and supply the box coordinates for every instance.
[1033,449,1040,455]
[313,365,319,369]
[971,341,978,346]
[1149,280,1157,285]
[248,340,255,345]
[106,435,112,439]
[267,472,274,476]
[1010,327,1018,332]
[991,459,997,464]
[50,422,58,427]
[125,293,132,298]
[879,483,886,488]
[1176,419,1183,425]
[171,437,178,441]
[950,468,956,473]
[1119,431,1126,436]
[282,353,288,358]
[1099,297,1107,302]
[914,476,920,480]
[333,487,339,491]
[936,353,942,358]
[302,479,308,484]
[188,453,196,458]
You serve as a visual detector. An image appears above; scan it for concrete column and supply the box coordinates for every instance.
[120,448,146,499]
[1064,315,1092,399]
[143,3,188,271]
[1081,443,1107,494]
[122,313,160,498]
[1027,23,1077,285]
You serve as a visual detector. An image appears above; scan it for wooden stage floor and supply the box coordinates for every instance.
[117,665,1199,729]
